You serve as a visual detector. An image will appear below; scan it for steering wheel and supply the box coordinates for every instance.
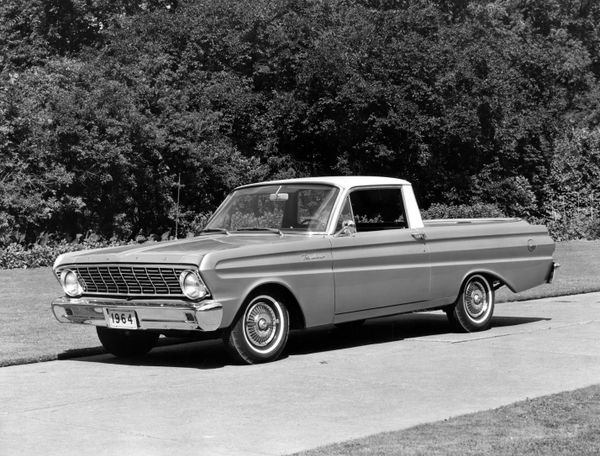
[299,217,323,229]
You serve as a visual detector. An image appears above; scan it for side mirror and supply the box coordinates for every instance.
[337,219,356,237]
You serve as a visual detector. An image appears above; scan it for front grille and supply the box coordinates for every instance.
[70,265,187,296]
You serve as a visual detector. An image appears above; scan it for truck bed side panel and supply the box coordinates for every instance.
[424,220,554,302]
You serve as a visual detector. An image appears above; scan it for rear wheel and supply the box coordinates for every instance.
[448,274,495,332]
[223,293,289,364]
[96,327,159,358]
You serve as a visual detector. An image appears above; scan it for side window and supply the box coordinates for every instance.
[349,188,407,232]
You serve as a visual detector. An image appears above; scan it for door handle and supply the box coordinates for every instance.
[412,232,427,241]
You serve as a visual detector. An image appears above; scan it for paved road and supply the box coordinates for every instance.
[2,293,600,456]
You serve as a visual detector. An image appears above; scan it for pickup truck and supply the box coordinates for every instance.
[51,176,557,364]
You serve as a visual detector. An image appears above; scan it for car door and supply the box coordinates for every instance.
[331,187,430,315]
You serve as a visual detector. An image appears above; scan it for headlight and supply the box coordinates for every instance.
[179,270,209,300]
[60,269,84,297]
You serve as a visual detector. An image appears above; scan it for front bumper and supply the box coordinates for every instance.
[51,296,223,332]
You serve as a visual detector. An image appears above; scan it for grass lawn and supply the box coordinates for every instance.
[0,240,599,367]
[0,267,101,366]
[293,384,600,456]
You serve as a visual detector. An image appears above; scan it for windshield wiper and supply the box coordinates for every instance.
[234,227,284,237]
[200,227,230,235]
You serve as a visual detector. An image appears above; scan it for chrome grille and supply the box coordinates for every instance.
[71,265,187,296]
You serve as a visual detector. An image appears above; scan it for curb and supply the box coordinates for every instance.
[0,338,198,368]
[0,346,106,368]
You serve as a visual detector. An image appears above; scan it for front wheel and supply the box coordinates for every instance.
[448,274,495,332]
[223,293,289,364]
[96,327,159,358]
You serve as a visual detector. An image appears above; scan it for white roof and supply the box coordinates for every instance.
[237,176,411,190]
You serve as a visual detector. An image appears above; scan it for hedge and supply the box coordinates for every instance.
[0,241,126,269]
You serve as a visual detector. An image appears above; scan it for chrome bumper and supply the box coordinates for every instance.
[51,296,223,332]
[546,262,560,284]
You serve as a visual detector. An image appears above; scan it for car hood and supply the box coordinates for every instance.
[54,234,313,268]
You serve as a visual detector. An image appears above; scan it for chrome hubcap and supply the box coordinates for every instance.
[245,301,279,348]
[465,281,488,319]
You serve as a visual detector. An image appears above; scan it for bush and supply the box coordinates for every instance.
[0,214,217,269]
[422,203,506,220]
[541,214,600,242]
[542,127,600,241]
[422,201,600,242]
[171,211,213,238]
[0,240,128,269]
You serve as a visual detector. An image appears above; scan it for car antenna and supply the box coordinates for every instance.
[175,173,184,239]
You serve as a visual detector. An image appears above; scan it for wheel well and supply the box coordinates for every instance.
[246,284,306,330]
[456,272,505,302]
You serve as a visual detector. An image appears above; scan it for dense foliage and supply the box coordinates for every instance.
[0,239,126,269]
[2,0,600,247]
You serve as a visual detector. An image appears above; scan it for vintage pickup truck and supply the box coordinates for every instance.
[52,176,557,363]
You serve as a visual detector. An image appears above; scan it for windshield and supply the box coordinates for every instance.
[205,184,339,233]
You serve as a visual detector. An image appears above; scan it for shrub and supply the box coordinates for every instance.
[542,127,600,241]
[422,203,506,220]
[0,240,128,269]
[170,211,213,237]
[541,214,600,242]
[477,176,538,218]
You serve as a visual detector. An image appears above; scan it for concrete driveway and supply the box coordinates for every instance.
[2,292,600,456]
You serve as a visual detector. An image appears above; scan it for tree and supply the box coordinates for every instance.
[2,0,600,243]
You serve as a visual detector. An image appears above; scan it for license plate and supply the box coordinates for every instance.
[105,309,138,329]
